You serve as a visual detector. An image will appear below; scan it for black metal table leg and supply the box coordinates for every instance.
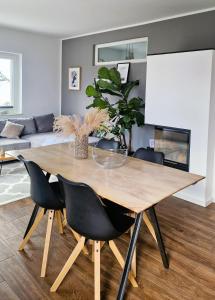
[117,211,143,300]
[147,206,169,269]
[23,204,39,238]
[0,161,2,175]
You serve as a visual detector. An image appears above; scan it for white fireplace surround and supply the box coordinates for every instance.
[145,50,215,207]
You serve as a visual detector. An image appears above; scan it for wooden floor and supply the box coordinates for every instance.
[0,197,215,300]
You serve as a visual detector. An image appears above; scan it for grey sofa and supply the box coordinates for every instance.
[0,113,98,153]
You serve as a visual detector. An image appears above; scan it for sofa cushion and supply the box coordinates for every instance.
[1,121,24,139]
[23,132,75,148]
[23,132,99,148]
[34,113,54,133]
[0,120,6,133]
[0,138,30,152]
[9,118,37,136]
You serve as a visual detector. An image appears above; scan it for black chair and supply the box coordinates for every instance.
[18,155,66,277]
[133,147,164,164]
[100,147,168,270]
[96,138,120,150]
[50,175,138,297]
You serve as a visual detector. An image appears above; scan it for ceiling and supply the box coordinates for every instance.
[0,0,215,38]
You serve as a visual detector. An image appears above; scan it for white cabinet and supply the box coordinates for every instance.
[145,50,215,206]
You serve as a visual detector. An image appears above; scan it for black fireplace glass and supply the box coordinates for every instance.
[154,126,190,167]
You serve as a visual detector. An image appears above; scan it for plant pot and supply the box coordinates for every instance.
[74,135,88,159]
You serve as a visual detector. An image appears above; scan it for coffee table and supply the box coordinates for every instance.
[0,153,15,175]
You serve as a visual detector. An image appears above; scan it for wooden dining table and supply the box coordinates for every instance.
[8,142,204,300]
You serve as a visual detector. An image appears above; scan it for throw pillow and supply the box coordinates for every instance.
[9,118,37,136]
[0,121,24,139]
[34,113,54,133]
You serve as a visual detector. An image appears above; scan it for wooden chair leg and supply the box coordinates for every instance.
[19,208,45,251]
[100,241,105,250]
[143,211,157,243]
[69,228,89,256]
[56,211,64,234]
[50,236,86,292]
[130,223,137,277]
[62,208,67,227]
[109,240,138,288]
[94,241,100,300]
[41,210,55,277]
[91,241,94,262]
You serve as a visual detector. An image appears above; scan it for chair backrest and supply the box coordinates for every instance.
[57,174,121,241]
[18,155,62,209]
[133,148,164,165]
[96,138,120,150]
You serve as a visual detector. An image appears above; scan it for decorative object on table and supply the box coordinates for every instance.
[85,66,145,152]
[92,147,128,168]
[74,134,88,159]
[117,63,130,84]
[54,108,109,159]
[68,67,81,90]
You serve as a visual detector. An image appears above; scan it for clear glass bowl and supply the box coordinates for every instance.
[92,147,128,169]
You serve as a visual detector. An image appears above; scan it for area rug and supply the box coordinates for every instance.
[0,161,56,205]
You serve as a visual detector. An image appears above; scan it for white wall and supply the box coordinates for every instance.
[145,50,215,206]
[0,26,61,117]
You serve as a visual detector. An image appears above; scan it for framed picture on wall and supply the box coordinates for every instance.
[117,63,130,84]
[68,67,81,90]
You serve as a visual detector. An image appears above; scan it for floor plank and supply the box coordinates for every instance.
[0,281,21,300]
[0,197,215,299]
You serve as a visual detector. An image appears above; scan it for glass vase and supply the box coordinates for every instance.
[74,135,88,159]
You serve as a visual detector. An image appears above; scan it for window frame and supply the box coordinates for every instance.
[94,37,148,66]
[0,51,22,115]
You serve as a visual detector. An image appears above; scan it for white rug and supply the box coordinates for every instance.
[0,161,56,206]
[0,162,30,205]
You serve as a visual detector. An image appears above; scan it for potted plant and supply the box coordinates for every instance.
[85,67,145,152]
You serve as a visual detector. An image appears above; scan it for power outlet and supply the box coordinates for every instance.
[149,138,155,148]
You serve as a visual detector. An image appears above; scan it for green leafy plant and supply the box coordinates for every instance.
[85,66,145,151]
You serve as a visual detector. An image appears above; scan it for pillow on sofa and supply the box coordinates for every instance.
[0,120,6,134]
[0,121,24,139]
[34,113,54,133]
[9,118,37,136]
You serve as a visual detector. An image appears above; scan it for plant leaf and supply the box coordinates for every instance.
[97,79,120,92]
[98,67,110,80]
[100,89,122,97]
[109,67,121,86]
[121,80,139,99]
[86,85,100,97]
[128,97,144,109]
[135,111,145,127]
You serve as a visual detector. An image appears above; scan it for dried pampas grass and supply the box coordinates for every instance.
[54,108,109,138]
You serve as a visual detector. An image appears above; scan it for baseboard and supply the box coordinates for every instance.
[174,191,212,207]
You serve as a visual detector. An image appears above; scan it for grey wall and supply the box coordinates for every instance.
[62,10,215,150]
[0,26,61,118]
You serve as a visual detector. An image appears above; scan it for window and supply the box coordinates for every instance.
[95,37,148,65]
[0,52,22,115]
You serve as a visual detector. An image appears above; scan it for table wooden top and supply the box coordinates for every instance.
[7,143,204,213]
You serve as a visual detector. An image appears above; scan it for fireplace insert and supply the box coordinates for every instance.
[154,125,191,171]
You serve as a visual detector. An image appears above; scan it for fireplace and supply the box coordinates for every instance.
[153,126,191,171]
